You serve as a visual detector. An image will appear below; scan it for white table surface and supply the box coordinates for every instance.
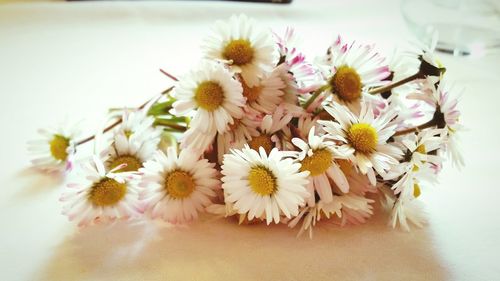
[1,0,499,280]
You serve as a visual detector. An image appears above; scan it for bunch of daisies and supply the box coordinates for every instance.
[28,15,463,236]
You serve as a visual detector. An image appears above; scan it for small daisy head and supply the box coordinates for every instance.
[417,34,446,78]
[247,106,294,153]
[202,14,278,87]
[289,193,373,238]
[404,33,445,78]
[293,127,340,175]
[409,76,462,131]
[418,54,446,78]
[296,114,322,139]
[117,109,162,144]
[383,48,420,98]
[379,185,425,231]
[274,28,320,92]
[216,114,260,163]
[27,124,79,172]
[60,156,143,227]
[411,77,464,168]
[319,102,402,184]
[241,67,286,115]
[275,27,298,58]
[172,60,245,135]
[292,127,350,206]
[221,145,310,225]
[103,131,158,173]
[400,129,445,168]
[247,132,274,155]
[322,36,390,106]
[432,79,462,131]
[140,147,220,223]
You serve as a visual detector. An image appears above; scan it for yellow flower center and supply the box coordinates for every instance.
[330,65,362,102]
[222,39,254,66]
[412,164,420,172]
[194,81,224,112]
[416,144,426,154]
[49,134,70,161]
[165,170,196,200]
[109,155,142,172]
[124,129,133,139]
[89,178,127,207]
[300,148,333,176]
[242,80,262,103]
[413,183,421,198]
[347,123,378,154]
[248,166,277,196]
[248,134,273,154]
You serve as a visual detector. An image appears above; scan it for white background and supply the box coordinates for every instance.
[0,0,499,280]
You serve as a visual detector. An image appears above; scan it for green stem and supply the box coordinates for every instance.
[369,72,420,95]
[159,68,179,82]
[154,119,187,132]
[302,85,329,109]
[75,86,174,146]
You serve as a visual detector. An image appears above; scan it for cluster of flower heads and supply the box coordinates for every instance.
[28,15,463,237]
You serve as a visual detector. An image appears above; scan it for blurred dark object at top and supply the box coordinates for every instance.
[67,0,293,3]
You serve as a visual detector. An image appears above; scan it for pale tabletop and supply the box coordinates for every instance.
[0,0,499,280]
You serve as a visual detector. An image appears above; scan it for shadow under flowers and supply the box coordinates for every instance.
[37,209,451,281]
[13,167,65,199]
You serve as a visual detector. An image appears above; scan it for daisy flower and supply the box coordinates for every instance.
[202,14,278,87]
[289,193,374,238]
[115,109,162,144]
[221,145,310,225]
[430,78,462,131]
[247,106,294,154]
[378,130,444,230]
[274,64,307,117]
[392,160,437,201]
[172,60,245,150]
[319,102,403,185]
[391,199,426,231]
[337,196,375,226]
[401,129,444,167]
[409,76,464,167]
[288,204,321,238]
[274,28,320,111]
[216,114,260,163]
[60,156,143,227]
[382,48,420,99]
[379,185,426,231]
[240,67,286,115]
[296,114,322,139]
[412,32,446,78]
[292,127,349,207]
[320,35,390,110]
[386,129,443,199]
[27,123,79,172]
[140,147,219,223]
[104,132,159,173]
